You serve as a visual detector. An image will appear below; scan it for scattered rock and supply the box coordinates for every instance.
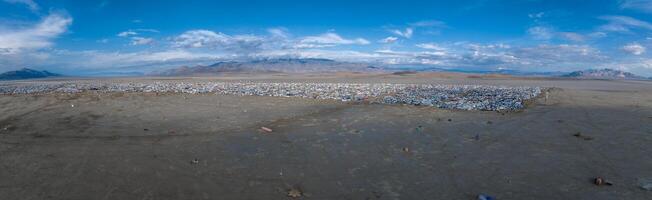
[572,132,593,140]
[639,178,652,191]
[70,104,74,108]
[287,187,303,198]
[143,128,149,131]
[477,194,494,200]
[0,81,542,111]
[447,119,452,122]
[594,177,613,186]
[402,147,410,152]
[260,126,273,133]
[190,158,200,164]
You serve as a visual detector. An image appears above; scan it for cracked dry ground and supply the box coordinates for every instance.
[1,79,652,200]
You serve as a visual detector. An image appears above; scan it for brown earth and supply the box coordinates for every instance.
[1,74,651,199]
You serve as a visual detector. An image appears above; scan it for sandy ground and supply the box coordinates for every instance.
[1,74,652,199]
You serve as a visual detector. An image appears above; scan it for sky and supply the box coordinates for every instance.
[2,0,652,76]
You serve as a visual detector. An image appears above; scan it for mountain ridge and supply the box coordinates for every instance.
[561,68,647,80]
[0,68,62,80]
[148,58,381,76]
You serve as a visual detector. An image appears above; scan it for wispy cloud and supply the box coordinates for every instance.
[298,32,370,47]
[415,43,446,51]
[558,32,585,42]
[622,43,646,55]
[172,30,265,54]
[598,15,652,33]
[387,20,446,39]
[390,28,414,39]
[620,0,652,13]
[267,28,290,38]
[378,36,398,44]
[117,31,137,37]
[117,29,159,37]
[3,0,39,12]
[0,12,73,54]
[527,26,554,40]
[130,37,154,45]
[409,20,447,28]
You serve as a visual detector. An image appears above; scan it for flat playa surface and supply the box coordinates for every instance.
[1,74,652,199]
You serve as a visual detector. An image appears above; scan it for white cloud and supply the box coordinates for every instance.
[378,36,398,44]
[117,29,158,37]
[528,12,544,19]
[620,0,652,13]
[416,43,446,51]
[130,37,154,45]
[527,26,553,40]
[386,20,446,39]
[172,30,236,48]
[117,31,137,37]
[3,0,39,12]
[172,30,265,54]
[298,32,370,46]
[559,32,585,42]
[525,26,586,42]
[267,28,289,38]
[513,44,605,69]
[0,12,72,54]
[622,43,646,55]
[598,15,652,33]
[409,20,446,28]
[42,49,227,71]
[390,28,414,39]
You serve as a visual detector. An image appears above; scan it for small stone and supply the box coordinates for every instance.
[287,188,302,198]
[594,177,613,186]
[190,158,199,164]
[639,179,652,191]
[260,126,273,133]
[402,147,410,152]
[477,194,494,200]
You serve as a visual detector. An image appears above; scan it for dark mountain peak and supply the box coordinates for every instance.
[562,68,645,79]
[0,68,62,80]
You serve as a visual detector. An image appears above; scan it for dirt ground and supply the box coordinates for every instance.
[1,75,652,199]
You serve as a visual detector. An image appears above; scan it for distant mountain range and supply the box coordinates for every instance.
[149,58,380,76]
[561,68,649,80]
[0,68,62,80]
[2,64,650,81]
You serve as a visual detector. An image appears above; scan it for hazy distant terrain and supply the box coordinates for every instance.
[562,68,649,80]
[0,68,61,80]
[149,58,381,76]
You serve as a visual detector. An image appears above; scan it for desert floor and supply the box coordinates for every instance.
[1,74,652,199]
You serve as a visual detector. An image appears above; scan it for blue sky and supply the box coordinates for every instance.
[2,0,652,76]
